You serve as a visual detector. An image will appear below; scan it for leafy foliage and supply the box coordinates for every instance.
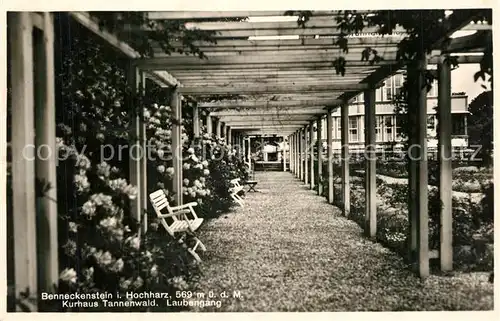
[467,91,493,166]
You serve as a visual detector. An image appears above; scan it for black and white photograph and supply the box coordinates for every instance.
[2,0,497,314]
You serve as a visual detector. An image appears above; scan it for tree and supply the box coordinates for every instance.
[467,91,493,166]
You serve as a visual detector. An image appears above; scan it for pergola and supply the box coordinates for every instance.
[8,10,491,307]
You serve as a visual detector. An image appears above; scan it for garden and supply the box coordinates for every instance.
[317,158,494,274]
[7,14,248,312]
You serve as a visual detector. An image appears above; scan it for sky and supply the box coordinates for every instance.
[451,63,491,101]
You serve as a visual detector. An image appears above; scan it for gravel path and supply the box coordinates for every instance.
[189,172,493,312]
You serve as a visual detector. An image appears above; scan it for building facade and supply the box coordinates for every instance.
[322,73,469,154]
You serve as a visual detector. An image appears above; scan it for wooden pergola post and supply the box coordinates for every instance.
[304,125,309,185]
[309,121,315,189]
[294,132,298,177]
[193,102,200,138]
[438,54,453,272]
[327,108,334,203]
[33,13,59,296]
[171,87,183,206]
[227,126,231,145]
[222,122,227,140]
[295,130,302,179]
[127,64,144,231]
[301,128,306,182]
[242,135,247,160]
[364,87,377,238]
[283,136,287,171]
[415,56,430,278]
[407,67,418,264]
[206,113,213,135]
[215,118,221,138]
[317,116,323,196]
[289,135,293,173]
[341,102,350,216]
[10,12,38,306]
[247,136,252,163]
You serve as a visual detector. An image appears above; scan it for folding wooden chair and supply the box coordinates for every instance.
[229,178,245,207]
[149,190,206,262]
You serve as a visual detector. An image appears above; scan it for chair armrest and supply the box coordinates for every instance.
[170,202,198,211]
[170,202,199,220]
[158,209,190,219]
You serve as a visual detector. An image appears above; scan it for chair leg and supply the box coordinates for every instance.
[187,248,202,263]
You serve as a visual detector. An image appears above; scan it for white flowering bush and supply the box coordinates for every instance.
[53,32,202,312]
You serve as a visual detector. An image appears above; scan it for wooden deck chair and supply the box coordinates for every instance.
[229,178,245,207]
[149,190,206,262]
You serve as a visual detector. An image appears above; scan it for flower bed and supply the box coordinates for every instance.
[320,161,493,272]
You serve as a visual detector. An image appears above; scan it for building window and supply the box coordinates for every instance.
[395,115,404,140]
[393,74,404,98]
[428,81,438,97]
[382,74,404,101]
[334,117,341,139]
[383,78,393,101]
[384,116,394,141]
[375,116,383,142]
[452,114,466,135]
[349,116,358,142]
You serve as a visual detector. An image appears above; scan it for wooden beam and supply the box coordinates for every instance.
[211,108,327,116]
[220,115,317,121]
[69,12,181,87]
[179,83,368,95]
[180,79,368,88]
[202,26,403,39]
[230,124,306,129]
[10,11,38,306]
[141,55,482,71]
[437,55,453,272]
[147,11,289,19]
[179,77,367,87]
[200,99,342,108]
[156,43,400,53]
[173,69,375,77]
[176,74,367,82]
[152,36,403,49]
[183,16,380,31]
[136,52,400,67]
[444,30,491,53]
[224,119,311,125]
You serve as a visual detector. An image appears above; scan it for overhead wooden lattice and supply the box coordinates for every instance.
[76,10,491,134]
